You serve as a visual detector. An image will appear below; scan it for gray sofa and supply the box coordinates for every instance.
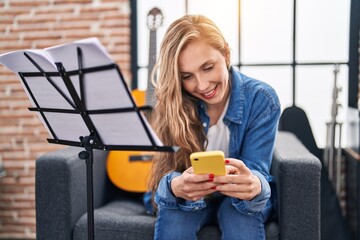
[35,131,321,240]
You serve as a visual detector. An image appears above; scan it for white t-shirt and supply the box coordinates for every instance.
[206,99,230,157]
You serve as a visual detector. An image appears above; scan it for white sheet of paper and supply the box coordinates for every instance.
[0,37,163,148]
[90,112,163,146]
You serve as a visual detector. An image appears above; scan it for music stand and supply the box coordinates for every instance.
[2,40,177,240]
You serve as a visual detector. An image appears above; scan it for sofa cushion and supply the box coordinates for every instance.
[73,198,279,240]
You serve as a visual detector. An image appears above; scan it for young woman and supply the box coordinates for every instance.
[147,14,281,240]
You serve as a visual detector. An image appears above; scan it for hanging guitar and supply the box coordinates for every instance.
[106,7,164,192]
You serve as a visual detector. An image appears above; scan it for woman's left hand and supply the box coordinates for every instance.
[212,158,261,200]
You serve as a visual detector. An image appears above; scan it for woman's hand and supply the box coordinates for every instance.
[213,158,262,200]
[171,167,218,201]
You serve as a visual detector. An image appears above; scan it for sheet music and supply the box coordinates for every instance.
[0,37,163,148]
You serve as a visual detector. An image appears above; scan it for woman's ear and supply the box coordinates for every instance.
[223,45,231,69]
[226,56,231,69]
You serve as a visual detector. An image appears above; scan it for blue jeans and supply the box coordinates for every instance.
[154,196,272,240]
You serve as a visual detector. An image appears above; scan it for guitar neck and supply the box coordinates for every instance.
[146,29,157,107]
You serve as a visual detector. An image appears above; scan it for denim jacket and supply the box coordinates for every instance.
[151,67,281,215]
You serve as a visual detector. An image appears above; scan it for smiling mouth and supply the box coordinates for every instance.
[201,85,218,99]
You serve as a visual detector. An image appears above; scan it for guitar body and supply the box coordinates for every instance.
[131,89,145,106]
[106,8,163,193]
[106,149,153,193]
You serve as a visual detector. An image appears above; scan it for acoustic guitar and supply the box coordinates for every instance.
[106,7,164,193]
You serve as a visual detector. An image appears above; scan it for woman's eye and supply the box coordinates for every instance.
[204,65,214,71]
[181,74,192,80]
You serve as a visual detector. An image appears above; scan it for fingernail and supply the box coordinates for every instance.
[211,186,217,190]
[208,178,214,182]
[225,160,230,164]
[209,173,214,179]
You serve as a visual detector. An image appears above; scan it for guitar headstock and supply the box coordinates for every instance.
[147,7,163,31]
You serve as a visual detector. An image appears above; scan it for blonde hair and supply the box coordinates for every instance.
[148,15,230,194]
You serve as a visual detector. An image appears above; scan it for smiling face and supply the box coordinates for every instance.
[178,40,230,109]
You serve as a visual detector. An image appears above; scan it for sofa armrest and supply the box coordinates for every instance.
[36,146,109,240]
[272,131,322,240]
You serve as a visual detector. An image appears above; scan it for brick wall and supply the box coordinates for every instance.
[0,0,131,239]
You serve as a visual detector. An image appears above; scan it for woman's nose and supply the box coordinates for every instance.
[196,76,209,91]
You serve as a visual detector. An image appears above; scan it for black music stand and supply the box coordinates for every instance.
[14,46,177,240]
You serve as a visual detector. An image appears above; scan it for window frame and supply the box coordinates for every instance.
[130,0,358,108]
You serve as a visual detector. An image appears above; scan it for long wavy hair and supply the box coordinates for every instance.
[148,15,231,195]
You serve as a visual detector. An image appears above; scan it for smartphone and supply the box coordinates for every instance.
[190,150,226,176]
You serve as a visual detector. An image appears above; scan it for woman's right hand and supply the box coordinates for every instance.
[170,167,218,201]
